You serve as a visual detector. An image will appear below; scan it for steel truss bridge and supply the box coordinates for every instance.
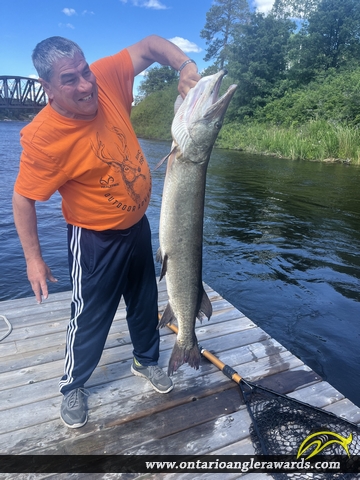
[0,76,47,111]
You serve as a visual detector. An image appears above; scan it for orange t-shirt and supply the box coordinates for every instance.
[14,49,151,231]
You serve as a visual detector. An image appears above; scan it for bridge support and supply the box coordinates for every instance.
[0,76,47,114]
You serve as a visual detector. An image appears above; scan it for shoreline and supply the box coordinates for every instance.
[3,116,360,166]
[215,120,360,166]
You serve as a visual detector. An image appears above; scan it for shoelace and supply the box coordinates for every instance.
[148,365,166,380]
[66,387,90,408]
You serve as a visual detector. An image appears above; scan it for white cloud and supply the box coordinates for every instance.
[62,8,77,16]
[168,37,202,53]
[253,0,274,13]
[123,0,168,9]
[143,0,167,8]
[254,0,274,13]
[58,22,75,29]
[82,10,95,15]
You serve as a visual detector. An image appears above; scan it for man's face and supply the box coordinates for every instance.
[41,52,98,120]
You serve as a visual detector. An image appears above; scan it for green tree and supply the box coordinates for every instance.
[229,13,296,119]
[271,0,319,19]
[137,66,178,99]
[200,0,250,69]
[288,0,360,84]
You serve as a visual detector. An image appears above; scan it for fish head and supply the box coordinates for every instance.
[172,70,237,163]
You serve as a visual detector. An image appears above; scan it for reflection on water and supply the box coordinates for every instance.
[1,125,360,407]
[202,149,360,407]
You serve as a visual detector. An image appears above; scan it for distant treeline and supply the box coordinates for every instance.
[131,0,360,164]
[0,108,40,121]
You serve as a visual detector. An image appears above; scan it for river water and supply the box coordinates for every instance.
[1,121,360,407]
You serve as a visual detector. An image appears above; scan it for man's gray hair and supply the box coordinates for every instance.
[32,36,85,82]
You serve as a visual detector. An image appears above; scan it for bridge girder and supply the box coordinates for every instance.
[0,76,47,110]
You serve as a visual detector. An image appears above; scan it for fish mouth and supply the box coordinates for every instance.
[202,70,237,120]
[183,70,237,123]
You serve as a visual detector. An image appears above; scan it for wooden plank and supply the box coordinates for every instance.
[0,291,244,357]
[288,379,344,406]
[0,375,239,453]
[0,323,264,383]
[212,436,256,455]
[30,388,247,455]
[255,365,320,394]
[17,405,252,456]
[96,408,252,456]
[0,290,72,310]
[0,282,356,477]
[0,357,316,455]
[0,308,251,360]
[0,292,241,348]
[8,334,290,393]
[0,347,311,453]
[0,315,271,390]
[0,282,237,332]
[324,398,360,424]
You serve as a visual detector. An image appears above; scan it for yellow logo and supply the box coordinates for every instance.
[297,431,353,459]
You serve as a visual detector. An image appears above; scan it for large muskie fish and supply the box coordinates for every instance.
[156,70,237,375]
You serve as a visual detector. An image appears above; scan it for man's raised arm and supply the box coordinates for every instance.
[126,34,201,98]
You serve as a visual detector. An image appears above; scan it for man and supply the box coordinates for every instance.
[12,35,200,428]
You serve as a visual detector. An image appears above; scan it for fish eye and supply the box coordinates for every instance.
[215,121,222,129]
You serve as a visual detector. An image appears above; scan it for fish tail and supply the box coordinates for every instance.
[168,341,201,376]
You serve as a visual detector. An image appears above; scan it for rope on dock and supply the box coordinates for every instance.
[0,315,12,342]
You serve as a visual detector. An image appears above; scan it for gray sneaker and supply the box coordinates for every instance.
[131,358,173,393]
[60,387,89,428]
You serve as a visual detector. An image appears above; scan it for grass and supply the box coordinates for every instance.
[217,120,360,164]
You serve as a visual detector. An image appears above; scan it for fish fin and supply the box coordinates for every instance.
[197,288,213,322]
[156,247,162,264]
[155,144,178,170]
[157,302,175,329]
[168,341,201,376]
[157,252,168,281]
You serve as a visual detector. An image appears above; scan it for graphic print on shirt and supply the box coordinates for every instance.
[91,124,147,204]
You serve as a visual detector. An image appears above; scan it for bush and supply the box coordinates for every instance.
[254,68,360,127]
[131,84,179,140]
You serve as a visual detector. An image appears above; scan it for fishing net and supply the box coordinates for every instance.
[240,381,360,479]
[167,325,360,478]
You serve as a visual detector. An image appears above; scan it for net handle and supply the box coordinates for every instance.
[166,322,243,384]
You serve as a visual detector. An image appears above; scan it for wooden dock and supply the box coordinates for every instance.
[1,280,360,479]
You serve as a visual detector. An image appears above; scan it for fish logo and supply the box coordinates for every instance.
[297,431,353,459]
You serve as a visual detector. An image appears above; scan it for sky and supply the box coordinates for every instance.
[0,0,274,94]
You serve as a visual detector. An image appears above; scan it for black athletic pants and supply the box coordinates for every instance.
[59,215,159,395]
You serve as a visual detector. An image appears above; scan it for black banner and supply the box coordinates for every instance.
[1,455,360,474]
